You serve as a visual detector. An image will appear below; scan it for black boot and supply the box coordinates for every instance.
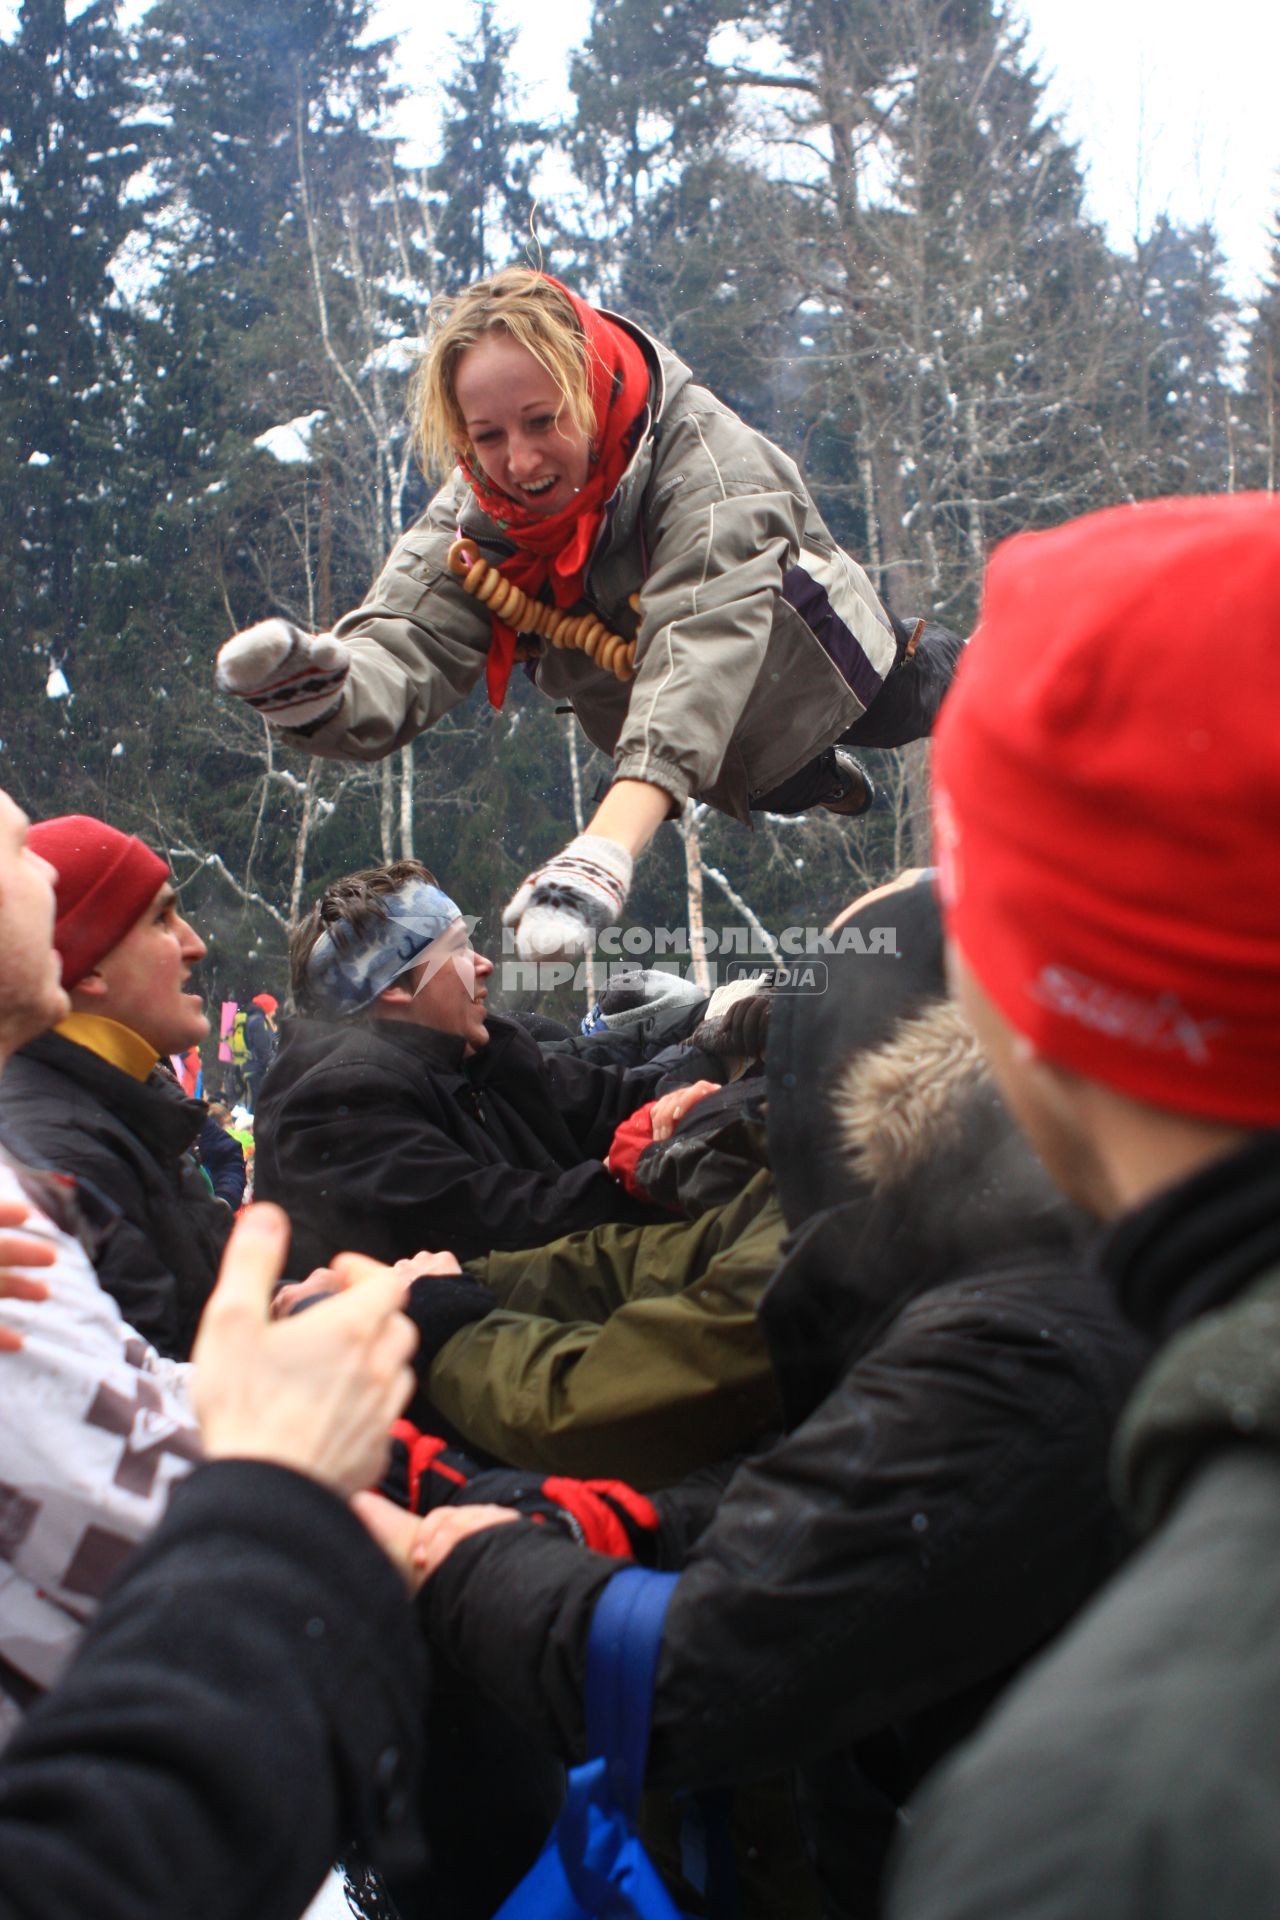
[819,749,876,817]
[753,747,876,818]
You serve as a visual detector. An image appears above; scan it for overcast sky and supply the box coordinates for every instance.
[1014,0,1280,301]
[375,0,1280,305]
[6,0,1278,303]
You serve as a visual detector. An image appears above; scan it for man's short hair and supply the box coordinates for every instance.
[289,859,439,1015]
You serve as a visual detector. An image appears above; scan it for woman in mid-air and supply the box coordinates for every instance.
[217,269,959,958]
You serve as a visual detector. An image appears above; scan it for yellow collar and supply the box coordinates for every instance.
[55,1012,160,1083]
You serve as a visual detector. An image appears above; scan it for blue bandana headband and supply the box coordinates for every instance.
[307,880,464,1017]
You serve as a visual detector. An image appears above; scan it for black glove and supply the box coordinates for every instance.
[382,1424,661,1562]
[690,971,778,1059]
[382,1422,490,1512]
[458,1467,661,1560]
[403,1271,497,1366]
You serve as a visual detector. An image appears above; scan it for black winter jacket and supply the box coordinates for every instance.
[0,1032,231,1357]
[422,1002,1148,1918]
[887,1132,1280,1920]
[0,1460,424,1920]
[254,1011,665,1272]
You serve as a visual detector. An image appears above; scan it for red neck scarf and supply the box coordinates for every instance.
[459,278,651,708]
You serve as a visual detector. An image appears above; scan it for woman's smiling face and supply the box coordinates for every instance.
[454,330,591,516]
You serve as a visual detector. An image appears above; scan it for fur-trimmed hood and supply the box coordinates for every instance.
[767,873,949,1228]
[833,995,987,1191]
[760,990,1086,1427]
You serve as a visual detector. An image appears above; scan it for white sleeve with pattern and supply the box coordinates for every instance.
[0,1157,201,1710]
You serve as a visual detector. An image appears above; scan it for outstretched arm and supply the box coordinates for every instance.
[500,779,674,965]
[430,1170,784,1484]
[0,1460,426,1920]
[418,1271,1129,1791]
[213,493,491,755]
[0,1193,426,1920]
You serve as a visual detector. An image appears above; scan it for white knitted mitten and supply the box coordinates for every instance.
[503,835,634,962]
[216,620,351,730]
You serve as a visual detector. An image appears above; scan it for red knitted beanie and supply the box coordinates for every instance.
[933,492,1280,1127]
[29,815,170,991]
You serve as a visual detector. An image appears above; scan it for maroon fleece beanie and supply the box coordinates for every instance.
[29,815,170,991]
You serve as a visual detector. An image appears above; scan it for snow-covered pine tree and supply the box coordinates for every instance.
[0,0,156,809]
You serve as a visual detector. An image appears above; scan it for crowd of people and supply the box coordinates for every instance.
[2,263,1277,1920]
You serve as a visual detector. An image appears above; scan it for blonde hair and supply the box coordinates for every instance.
[412,269,598,479]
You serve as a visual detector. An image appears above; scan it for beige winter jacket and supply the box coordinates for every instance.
[315,318,897,820]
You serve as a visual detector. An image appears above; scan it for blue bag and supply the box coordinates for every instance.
[494,1568,711,1920]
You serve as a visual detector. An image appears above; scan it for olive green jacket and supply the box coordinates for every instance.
[431,1167,785,1487]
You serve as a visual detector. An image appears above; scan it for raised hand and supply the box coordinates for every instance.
[502,833,633,962]
[215,619,351,730]
[192,1205,418,1499]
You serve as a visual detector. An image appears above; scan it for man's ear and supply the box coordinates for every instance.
[374,982,414,1008]
[71,967,110,1005]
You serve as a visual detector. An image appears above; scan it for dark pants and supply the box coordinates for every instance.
[752,622,963,816]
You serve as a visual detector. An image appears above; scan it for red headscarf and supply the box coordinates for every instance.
[459,278,651,708]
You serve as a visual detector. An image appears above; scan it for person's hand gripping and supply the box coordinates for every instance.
[192,1204,418,1500]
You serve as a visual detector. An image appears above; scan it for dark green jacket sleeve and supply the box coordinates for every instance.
[432,1169,785,1486]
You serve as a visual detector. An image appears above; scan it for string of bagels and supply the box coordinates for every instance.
[447,537,638,684]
